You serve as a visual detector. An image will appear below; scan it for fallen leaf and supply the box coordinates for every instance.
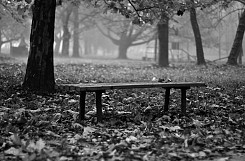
[216,157,230,161]
[10,133,22,146]
[5,147,26,157]
[126,136,137,143]
[60,156,73,161]
[83,126,96,137]
[35,139,45,152]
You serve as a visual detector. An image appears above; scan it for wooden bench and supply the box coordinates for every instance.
[55,82,206,122]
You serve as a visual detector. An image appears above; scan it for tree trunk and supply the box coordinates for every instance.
[190,1,206,65]
[54,32,62,55]
[157,13,169,67]
[61,5,72,57]
[61,26,71,57]
[72,6,80,57]
[84,39,92,55]
[227,10,245,65]
[118,44,129,59]
[238,45,243,64]
[0,30,2,54]
[0,43,2,54]
[22,0,56,92]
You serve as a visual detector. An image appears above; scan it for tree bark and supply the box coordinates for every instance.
[157,13,169,67]
[190,1,206,65]
[238,45,243,64]
[227,10,245,65]
[22,0,56,92]
[72,6,80,57]
[61,5,72,57]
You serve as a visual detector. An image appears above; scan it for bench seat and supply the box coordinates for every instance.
[55,82,206,122]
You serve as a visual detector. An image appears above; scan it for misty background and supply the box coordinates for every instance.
[1,2,244,63]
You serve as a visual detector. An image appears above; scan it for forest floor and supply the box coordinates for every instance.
[1,55,245,161]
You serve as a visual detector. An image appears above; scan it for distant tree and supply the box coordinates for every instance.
[97,14,155,59]
[189,0,206,65]
[70,3,100,57]
[0,4,27,53]
[61,2,73,57]
[157,12,169,67]
[54,30,62,55]
[195,0,245,65]
[193,0,245,65]
[227,9,245,65]
[72,5,80,57]
[54,7,64,55]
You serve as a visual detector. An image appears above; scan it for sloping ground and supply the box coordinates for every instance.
[0,57,245,161]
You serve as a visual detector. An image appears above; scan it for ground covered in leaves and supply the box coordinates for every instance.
[1,56,245,161]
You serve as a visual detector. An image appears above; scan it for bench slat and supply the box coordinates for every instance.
[55,82,206,92]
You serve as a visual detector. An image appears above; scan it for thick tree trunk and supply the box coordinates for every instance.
[61,5,72,57]
[118,44,129,59]
[227,10,245,65]
[72,6,80,57]
[190,1,206,65]
[22,0,56,92]
[157,13,169,67]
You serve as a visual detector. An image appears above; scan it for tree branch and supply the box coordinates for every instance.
[96,24,119,45]
[128,0,141,18]
[2,37,21,44]
[131,39,153,46]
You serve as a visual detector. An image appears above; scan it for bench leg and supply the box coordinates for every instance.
[79,91,86,121]
[164,88,171,112]
[181,88,187,114]
[96,91,104,122]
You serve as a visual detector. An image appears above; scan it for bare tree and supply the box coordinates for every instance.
[97,14,155,59]
[61,2,73,57]
[72,5,80,57]
[0,5,28,53]
[227,9,245,65]
[189,0,206,65]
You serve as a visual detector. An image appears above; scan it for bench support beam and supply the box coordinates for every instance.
[181,88,188,114]
[79,91,86,121]
[96,90,104,122]
[164,88,171,112]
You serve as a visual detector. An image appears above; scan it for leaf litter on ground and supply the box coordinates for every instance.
[0,57,245,160]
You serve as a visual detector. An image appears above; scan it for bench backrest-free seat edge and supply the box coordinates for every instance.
[55,82,206,92]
